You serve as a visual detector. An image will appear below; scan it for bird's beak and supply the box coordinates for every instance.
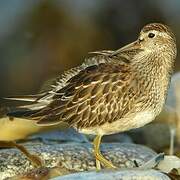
[111,40,141,56]
[119,40,141,52]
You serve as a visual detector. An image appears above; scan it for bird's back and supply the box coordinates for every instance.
[7,51,166,134]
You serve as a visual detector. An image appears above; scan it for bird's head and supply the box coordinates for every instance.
[114,23,177,65]
[138,23,176,55]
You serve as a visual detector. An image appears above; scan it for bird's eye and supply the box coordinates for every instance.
[148,33,155,38]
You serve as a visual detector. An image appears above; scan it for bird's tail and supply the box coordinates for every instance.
[4,93,48,119]
[4,94,41,102]
[7,108,40,119]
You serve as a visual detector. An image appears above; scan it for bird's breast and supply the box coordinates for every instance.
[79,110,155,135]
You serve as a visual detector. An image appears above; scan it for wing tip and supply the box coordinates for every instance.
[6,109,39,118]
[3,97,35,102]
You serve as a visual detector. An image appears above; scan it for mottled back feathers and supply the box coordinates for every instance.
[28,55,134,128]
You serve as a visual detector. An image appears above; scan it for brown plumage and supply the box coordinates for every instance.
[7,23,177,169]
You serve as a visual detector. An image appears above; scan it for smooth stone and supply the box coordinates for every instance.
[102,133,133,143]
[0,143,156,179]
[30,128,88,143]
[86,133,133,144]
[52,169,170,180]
[157,155,180,173]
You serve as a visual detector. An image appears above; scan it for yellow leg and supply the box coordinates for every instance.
[93,135,116,170]
[0,141,44,167]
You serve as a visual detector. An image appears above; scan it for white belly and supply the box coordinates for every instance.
[79,111,155,135]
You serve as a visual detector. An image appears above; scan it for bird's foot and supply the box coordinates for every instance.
[12,141,44,167]
[93,135,116,170]
[0,141,44,167]
[94,151,117,170]
[24,151,44,167]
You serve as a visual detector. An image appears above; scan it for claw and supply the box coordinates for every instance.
[93,135,116,170]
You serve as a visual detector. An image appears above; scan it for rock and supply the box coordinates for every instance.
[30,128,88,143]
[87,133,133,143]
[157,155,180,173]
[52,169,170,180]
[7,154,180,180]
[8,166,74,180]
[0,142,156,179]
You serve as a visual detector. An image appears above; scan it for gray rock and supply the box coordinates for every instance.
[87,133,133,144]
[0,142,156,179]
[157,155,180,173]
[30,128,88,143]
[52,169,170,180]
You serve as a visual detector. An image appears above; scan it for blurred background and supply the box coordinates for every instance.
[0,0,179,97]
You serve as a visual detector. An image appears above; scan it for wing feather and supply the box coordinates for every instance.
[6,53,134,129]
[36,58,132,128]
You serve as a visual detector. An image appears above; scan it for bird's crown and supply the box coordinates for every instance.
[141,23,175,40]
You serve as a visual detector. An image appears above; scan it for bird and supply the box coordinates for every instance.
[6,23,177,170]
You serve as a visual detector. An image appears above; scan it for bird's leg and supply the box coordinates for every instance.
[0,141,44,167]
[93,135,116,170]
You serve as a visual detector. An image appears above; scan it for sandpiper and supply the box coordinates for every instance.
[7,23,177,169]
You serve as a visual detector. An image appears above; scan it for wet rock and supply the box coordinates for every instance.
[8,154,180,180]
[30,128,88,143]
[52,169,170,180]
[87,133,133,143]
[8,166,73,180]
[157,155,180,173]
[0,142,156,179]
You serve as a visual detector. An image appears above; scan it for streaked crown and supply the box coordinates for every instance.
[142,23,175,40]
[137,23,176,58]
